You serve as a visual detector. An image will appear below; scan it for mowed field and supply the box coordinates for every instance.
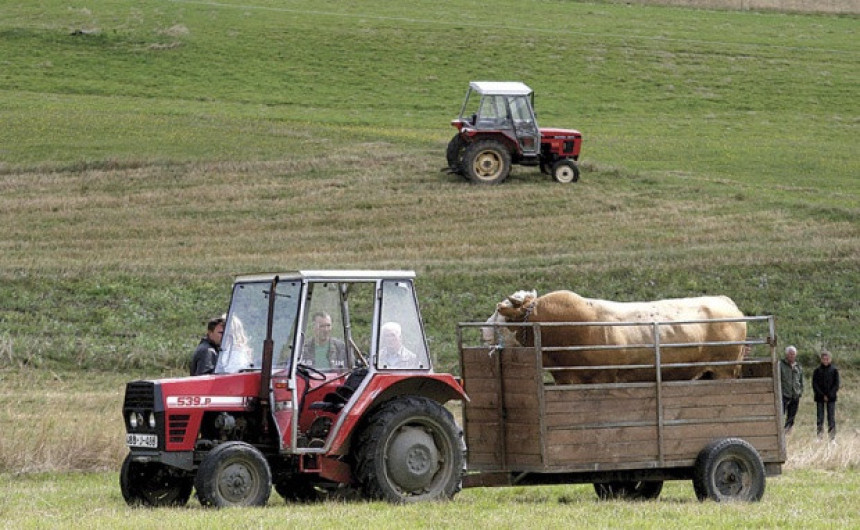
[0,0,858,527]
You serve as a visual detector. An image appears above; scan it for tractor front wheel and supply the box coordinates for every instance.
[552,159,580,183]
[354,396,464,503]
[120,453,193,507]
[462,140,511,184]
[195,441,272,507]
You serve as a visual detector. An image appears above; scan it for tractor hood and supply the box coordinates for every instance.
[539,127,582,139]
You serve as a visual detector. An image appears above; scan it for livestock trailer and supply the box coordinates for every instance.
[457,316,785,501]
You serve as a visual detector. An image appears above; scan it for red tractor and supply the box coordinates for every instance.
[447,81,583,184]
[121,271,466,507]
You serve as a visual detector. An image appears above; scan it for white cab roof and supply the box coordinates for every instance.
[469,81,533,96]
[234,270,416,283]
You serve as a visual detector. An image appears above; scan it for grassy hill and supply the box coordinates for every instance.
[0,0,857,376]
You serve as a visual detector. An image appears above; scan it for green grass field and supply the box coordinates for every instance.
[1,0,856,374]
[2,468,859,529]
[1,370,857,527]
[0,0,858,523]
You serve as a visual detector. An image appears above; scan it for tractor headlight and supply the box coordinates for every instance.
[148,412,156,429]
[128,412,141,429]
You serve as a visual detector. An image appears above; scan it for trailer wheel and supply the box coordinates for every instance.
[693,438,765,502]
[593,480,663,501]
[195,441,272,507]
[354,396,464,503]
[446,134,466,176]
[462,140,511,184]
[120,453,193,507]
[552,159,580,183]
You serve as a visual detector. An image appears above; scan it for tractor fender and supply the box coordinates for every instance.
[327,373,467,455]
[462,130,521,155]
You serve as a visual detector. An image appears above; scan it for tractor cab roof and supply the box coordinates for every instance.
[233,270,416,284]
[469,81,533,96]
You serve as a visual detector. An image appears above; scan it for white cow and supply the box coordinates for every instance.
[484,290,747,384]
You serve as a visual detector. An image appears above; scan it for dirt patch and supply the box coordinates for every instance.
[609,0,859,14]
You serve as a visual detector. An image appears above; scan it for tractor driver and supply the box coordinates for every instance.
[299,312,348,371]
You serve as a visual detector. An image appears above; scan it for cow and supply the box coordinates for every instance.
[483,290,747,384]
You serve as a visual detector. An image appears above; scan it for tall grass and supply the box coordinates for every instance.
[0,370,858,526]
[0,155,855,372]
[614,0,860,14]
[1,370,857,475]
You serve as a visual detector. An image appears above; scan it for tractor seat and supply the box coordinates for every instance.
[310,368,368,413]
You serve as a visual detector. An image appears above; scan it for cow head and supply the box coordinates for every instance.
[481,290,537,345]
[497,290,537,320]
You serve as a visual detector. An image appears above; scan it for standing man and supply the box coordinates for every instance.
[190,316,225,376]
[812,350,840,441]
[300,312,348,370]
[779,345,803,434]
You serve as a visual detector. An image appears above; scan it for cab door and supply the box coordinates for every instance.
[261,279,302,451]
[508,95,540,156]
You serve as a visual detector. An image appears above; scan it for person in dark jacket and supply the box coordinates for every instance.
[779,345,803,433]
[812,350,840,441]
[190,316,225,376]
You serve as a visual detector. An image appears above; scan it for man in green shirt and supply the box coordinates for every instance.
[779,345,803,434]
[300,312,348,371]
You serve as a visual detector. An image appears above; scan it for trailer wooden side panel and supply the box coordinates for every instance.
[542,376,781,468]
[461,347,544,471]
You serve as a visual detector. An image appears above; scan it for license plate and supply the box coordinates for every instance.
[126,433,158,448]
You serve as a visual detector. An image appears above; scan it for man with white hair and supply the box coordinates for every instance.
[378,322,418,369]
[779,345,804,434]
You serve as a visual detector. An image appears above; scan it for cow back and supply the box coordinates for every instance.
[523,291,746,384]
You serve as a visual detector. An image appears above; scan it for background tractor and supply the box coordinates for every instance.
[447,81,583,185]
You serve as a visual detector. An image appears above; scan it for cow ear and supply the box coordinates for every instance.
[506,295,522,308]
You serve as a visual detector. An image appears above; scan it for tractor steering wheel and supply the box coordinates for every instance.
[296,363,327,381]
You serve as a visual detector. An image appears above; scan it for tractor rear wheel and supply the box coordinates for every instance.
[462,140,511,184]
[195,441,272,507]
[593,480,663,500]
[552,159,580,183]
[693,438,765,502]
[354,396,464,503]
[120,453,193,507]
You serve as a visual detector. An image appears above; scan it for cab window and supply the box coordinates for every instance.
[376,281,429,370]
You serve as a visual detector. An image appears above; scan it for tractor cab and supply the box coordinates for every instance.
[454,81,540,156]
[216,271,435,453]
